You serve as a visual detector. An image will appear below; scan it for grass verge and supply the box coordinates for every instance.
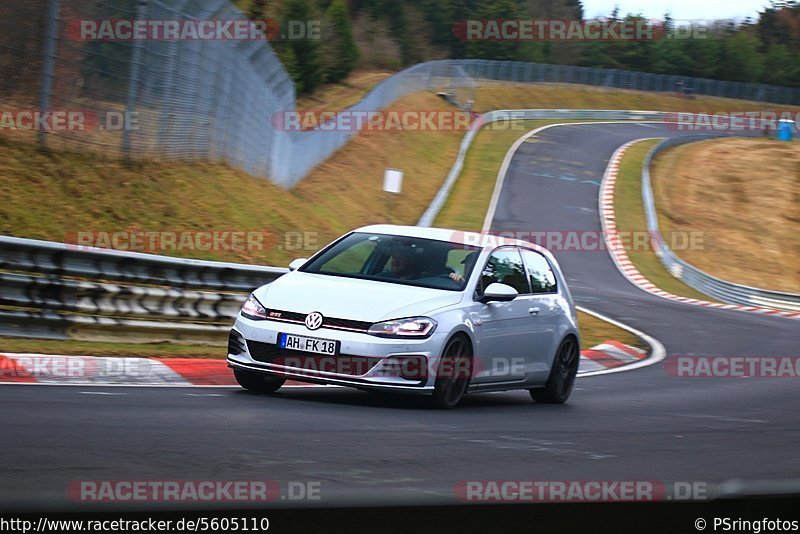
[433,119,601,230]
[613,139,717,301]
[652,138,800,293]
[577,310,641,350]
[0,92,464,267]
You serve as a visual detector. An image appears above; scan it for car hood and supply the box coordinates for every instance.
[253,272,464,323]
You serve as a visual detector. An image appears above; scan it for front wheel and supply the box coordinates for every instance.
[234,369,286,394]
[530,337,579,404]
[431,335,472,409]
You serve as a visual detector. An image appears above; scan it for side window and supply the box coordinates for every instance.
[521,249,557,293]
[480,248,530,294]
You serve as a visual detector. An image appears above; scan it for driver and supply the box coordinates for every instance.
[381,248,419,280]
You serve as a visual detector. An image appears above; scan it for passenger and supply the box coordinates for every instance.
[449,251,480,284]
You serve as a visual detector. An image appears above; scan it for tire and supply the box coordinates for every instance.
[431,335,472,409]
[530,336,579,404]
[234,369,286,394]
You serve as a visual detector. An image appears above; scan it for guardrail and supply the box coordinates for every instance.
[0,236,287,344]
[642,136,800,313]
[417,109,671,226]
[3,113,796,345]
[2,110,667,345]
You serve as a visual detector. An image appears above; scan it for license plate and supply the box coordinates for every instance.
[279,333,338,356]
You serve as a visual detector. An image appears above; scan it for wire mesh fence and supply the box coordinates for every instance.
[2,1,799,188]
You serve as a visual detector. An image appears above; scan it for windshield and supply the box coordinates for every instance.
[301,232,482,291]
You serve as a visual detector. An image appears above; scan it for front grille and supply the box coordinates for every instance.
[245,340,380,376]
[261,308,372,332]
[263,308,305,323]
[324,317,373,331]
[228,331,246,355]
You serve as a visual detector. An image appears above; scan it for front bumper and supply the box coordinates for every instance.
[227,315,446,393]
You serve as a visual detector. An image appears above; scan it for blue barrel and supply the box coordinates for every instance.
[777,119,794,141]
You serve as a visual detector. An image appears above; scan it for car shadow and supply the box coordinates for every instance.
[231,387,576,411]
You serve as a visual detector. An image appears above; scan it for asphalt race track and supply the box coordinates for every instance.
[2,123,799,510]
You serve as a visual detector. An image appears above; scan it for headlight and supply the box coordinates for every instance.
[241,294,268,320]
[367,317,437,338]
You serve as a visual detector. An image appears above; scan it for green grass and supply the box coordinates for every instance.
[435,122,539,230]
[577,311,641,349]
[435,119,598,230]
[613,140,717,302]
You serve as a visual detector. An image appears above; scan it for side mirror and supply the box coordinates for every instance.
[479,282,518,303]
[288,258,308,272]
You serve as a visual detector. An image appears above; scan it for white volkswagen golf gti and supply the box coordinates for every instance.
[227,225,580,408]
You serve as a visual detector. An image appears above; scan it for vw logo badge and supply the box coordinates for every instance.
[305,312,324,330]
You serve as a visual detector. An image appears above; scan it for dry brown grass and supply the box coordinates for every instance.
[296,70,395,114]
[472,82,800,115]
[652,138,800,293]
[0,92,464,267]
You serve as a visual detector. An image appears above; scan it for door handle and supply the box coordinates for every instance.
[528,307,540,316]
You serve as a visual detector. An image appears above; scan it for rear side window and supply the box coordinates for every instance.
[480,248,530,294]
[521,248,557,293]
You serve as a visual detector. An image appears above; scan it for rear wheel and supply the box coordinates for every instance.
[431,335,472,409]
[530,337,579,404]
[234,369,286,394]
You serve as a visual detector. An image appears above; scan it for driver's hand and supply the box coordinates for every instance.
[449,272,465,283]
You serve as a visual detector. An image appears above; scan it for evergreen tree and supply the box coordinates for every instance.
[248,0,267,20]
[323,0,359,82]
[282,0,322,93]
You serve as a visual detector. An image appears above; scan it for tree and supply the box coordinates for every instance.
[464,0,522,61]
[322,0,359,82]
[565,0,584,20]
[248,0,267,20]
[718,31,763,82]
[281,0,322,93]
[763,43,795,84]
[650,38,693,75]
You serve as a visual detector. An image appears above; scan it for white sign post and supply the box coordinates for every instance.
[383,169,403,223]
[383,169,403,194]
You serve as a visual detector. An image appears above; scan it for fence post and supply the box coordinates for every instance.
[122,0,149,159]
[38,0,61,150]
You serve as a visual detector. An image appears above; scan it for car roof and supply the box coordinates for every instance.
[355,224,551,255]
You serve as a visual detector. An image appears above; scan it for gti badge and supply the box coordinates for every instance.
[305,312,324,330]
